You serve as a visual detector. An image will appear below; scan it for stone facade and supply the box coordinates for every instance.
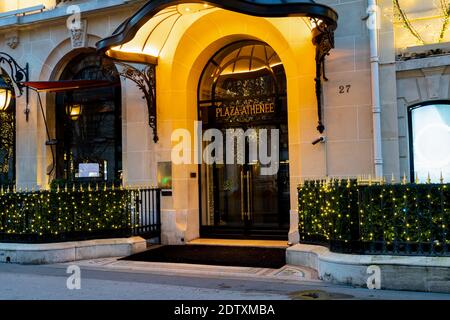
[0,0,448,244]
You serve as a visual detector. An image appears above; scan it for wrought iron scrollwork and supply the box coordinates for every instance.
[0,52,30,120]
[312,20,335,134]
[104,62,158,143]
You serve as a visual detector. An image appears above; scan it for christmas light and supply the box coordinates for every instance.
[0,185,153,241]
[299,179,450,255]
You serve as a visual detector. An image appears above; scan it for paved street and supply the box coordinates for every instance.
[0,260,449,300]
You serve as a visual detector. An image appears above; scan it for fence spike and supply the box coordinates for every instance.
[64,184,68,192]
[415,172,420,184]
[426,172,431,184]
[0,185,3,195]
[391,173,395,184]
[402,173,407,185]
[441,172,445,184]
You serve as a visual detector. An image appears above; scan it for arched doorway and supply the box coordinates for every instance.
[55,52,122,184]
[198,40,290,239]
[0,70,15,186]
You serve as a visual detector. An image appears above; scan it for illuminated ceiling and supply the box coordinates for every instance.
[97,0,338,64]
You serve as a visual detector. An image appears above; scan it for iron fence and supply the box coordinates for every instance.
[130,188,161,240]
[0,186,161,244]
[298,180,450,256]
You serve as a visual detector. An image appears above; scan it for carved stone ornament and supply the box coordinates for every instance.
[311,20,335,134]
[5,31,19,50]
[70,20,87,49]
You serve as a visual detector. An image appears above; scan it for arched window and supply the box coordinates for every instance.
[198,40,287,125]
[55,52,122,184]
[0,70,15,186]
[408,102,450,183]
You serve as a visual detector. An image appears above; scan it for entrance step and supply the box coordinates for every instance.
[188,238,289,249]
[121,245,287,269]
[71,258,319,282]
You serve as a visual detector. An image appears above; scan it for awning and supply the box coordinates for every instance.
[23,80,119,93]
[96,0,338,64]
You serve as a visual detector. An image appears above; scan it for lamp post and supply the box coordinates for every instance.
[0,52,29,120]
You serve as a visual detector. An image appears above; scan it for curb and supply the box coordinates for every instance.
[0,237,147,265]
[287,244,450,294]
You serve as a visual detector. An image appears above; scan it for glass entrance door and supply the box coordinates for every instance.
[200,124,290,238]
[198,40,289,239]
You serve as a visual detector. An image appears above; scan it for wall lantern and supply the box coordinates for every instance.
[0,52,29,120]
[0,75,13,111]
[66,102,83,121]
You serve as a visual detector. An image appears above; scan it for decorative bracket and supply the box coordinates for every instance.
[105,62,158,143]
[0,52,30,121]
[312,20,335,134]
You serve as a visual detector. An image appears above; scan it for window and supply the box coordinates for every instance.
[408,103,450,183]
[55,52,122,183]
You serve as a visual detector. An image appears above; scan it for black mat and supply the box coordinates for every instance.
[120,245,286,269]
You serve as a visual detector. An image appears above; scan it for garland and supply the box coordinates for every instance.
[393,0,450,44]
[439,0,450,42]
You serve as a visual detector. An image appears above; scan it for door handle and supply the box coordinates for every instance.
[246,169,252,221]
[240,169,246,220]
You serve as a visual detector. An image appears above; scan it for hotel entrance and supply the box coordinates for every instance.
[199,41,290,239]
[96,0,338,244]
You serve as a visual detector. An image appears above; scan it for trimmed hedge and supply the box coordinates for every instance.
[0,188,133,243]
[298,180,450,256]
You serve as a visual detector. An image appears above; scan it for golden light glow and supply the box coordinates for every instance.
[108,3,216,61]
[66,103,82,121]
[219,63,283,76]
[394,1,450,50]
[0,87,12,111]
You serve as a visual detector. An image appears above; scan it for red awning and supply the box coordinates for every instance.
[23,80,119,92]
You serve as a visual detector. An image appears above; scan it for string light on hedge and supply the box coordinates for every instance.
[299,178,450,252]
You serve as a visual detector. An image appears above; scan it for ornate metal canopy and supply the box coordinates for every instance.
[96,0,338,141]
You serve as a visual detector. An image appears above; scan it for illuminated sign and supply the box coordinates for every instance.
[215,102,275,118]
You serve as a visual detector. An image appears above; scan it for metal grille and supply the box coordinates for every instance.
[131,188,161,241]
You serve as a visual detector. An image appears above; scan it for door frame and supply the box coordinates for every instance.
[197,40,290,240]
